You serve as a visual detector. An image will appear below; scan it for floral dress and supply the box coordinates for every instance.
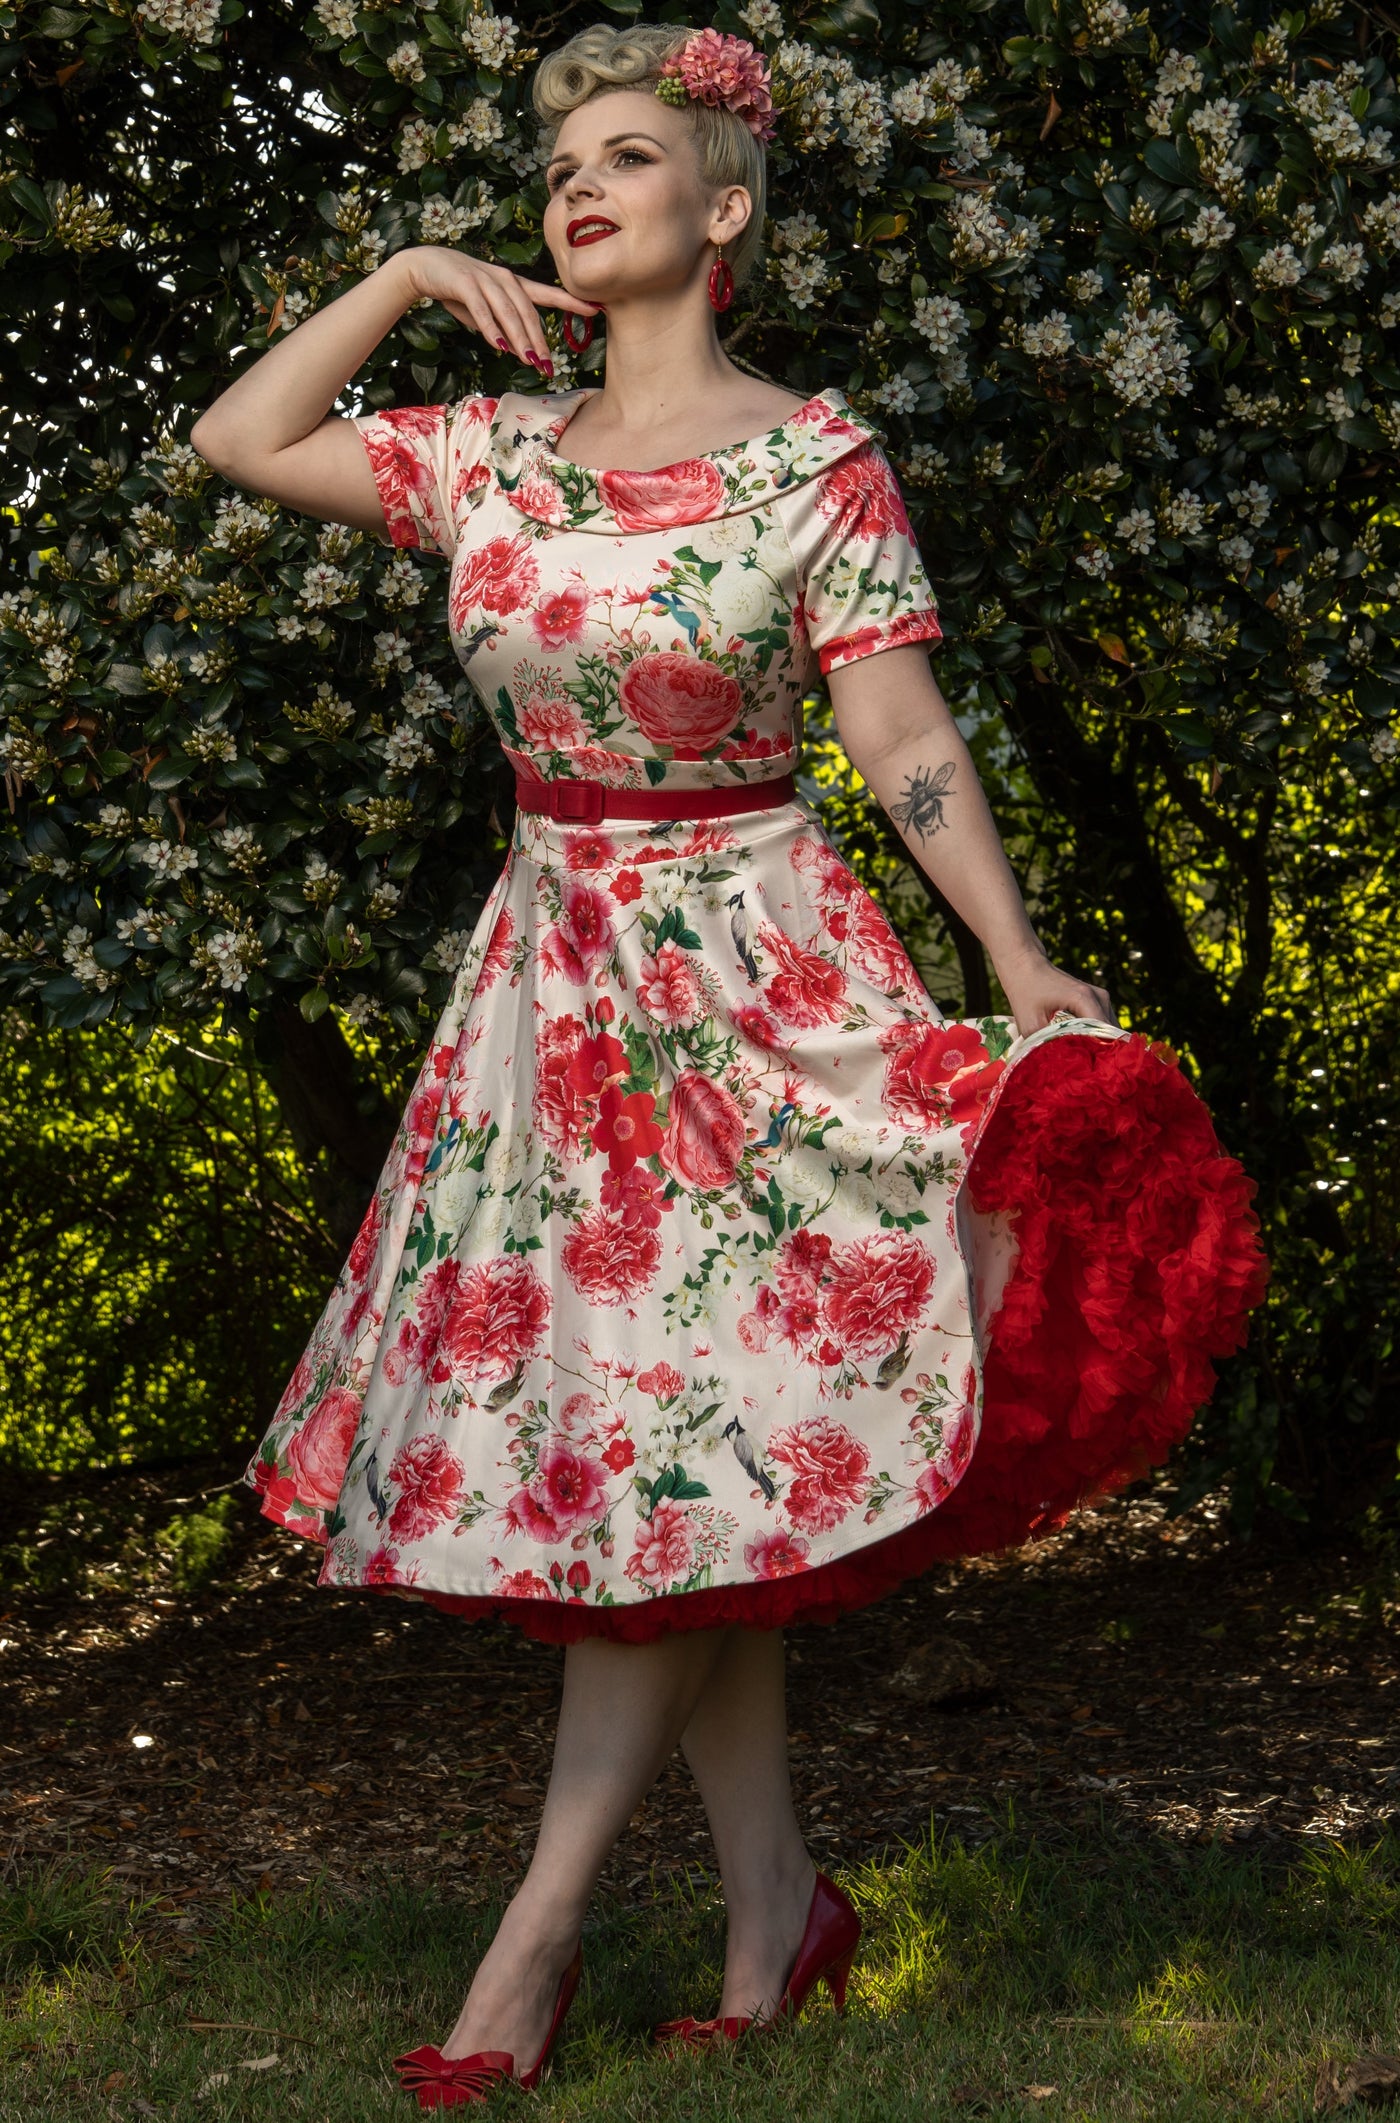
[245,386,1270,1644]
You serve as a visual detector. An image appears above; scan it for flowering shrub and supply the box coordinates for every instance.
[1,0,1396,1045]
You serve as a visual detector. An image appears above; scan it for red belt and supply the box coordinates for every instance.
[513,769,797,825]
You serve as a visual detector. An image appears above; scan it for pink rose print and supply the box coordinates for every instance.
[561,1208,662,1304]
[732,1001,789,1055]
[761,924,848,1028]
[812,440,910,540]
[624,1498,697,1589]
[619,652,744,754]
[744,1528,812,1578]
[562,829,620,873]
[819,1231,936,1360]
[518,692,586,752]
[821,608,943,673]
[635,940,704,1027]
[516,472,568,526]
[533,1016,593,1158]
[844,901,916,990]
[478,905,516,994]
[401,1083,444,1186]
[362,406,451,548]
[284,1384,362,1510]
[530,578,591,649]
[504,1440,610,1544]
[387,1433,466,1543]
[661,1068,746,1191]
[598,458,725,531]
[439,1254,551,1384]
[404,1256,463,1377]
[450,532,540,629]
[542,874,617,983]
[769,1416,871,1535]
[363,1543,403,1584]
[636,1361,685,1399]
[278,1345,317,1415]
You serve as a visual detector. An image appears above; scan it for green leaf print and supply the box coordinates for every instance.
[640,1463,712,1508]
[494,686,521,745]
[978,1017,1017,1061]
[413,1204,437,1268]
[671,543,723,589]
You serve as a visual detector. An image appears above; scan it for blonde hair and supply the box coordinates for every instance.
[531,22,767,291]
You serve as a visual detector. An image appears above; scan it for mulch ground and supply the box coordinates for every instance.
[2,1459,1397,1913]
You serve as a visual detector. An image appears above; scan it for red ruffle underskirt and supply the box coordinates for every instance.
[355,1027,1270,1645]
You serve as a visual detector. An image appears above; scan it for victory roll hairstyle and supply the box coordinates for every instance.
[531,21,768,290]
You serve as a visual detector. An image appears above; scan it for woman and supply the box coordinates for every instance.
[190,20,1270,2108]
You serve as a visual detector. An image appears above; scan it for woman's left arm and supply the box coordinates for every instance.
[828,643,1116,1035]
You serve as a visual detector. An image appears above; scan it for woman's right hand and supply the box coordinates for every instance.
[401,245,602,376]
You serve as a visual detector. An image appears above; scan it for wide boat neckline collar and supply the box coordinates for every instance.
[486,386,883,534]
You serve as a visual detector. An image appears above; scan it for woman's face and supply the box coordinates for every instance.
[541,88,748,303]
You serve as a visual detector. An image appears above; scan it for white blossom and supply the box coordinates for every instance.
[386,40,425,84]
[1115,508,1155,554]
[1253,243,1304,288]
[459,11,517,67]
[1185,205,1235,248]
[1019,309,1073,358]
[911,293,968,352]
[1228,481,1272,527]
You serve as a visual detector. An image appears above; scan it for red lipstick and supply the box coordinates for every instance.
[567,216,619,247]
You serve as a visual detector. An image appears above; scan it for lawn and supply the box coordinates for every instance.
[5,1816,1399,2120]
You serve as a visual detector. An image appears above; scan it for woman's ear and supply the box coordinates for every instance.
[711,183,753,247]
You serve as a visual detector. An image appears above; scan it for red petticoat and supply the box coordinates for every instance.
[360,1027,1270,1645]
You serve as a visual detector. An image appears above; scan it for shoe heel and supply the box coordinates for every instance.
[824,1946,856,2013]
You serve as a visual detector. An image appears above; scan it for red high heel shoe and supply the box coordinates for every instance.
[393,1943,582,2109]
[653,1871,859,2051]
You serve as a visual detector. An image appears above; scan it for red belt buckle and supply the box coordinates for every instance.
[549,777,605,825]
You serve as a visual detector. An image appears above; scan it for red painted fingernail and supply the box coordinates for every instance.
[495,337,510,351]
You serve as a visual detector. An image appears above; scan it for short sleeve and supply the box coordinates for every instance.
[349,394,498,556]
[785,439,943,677]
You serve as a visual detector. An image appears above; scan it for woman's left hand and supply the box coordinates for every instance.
[995,941,1117,1036]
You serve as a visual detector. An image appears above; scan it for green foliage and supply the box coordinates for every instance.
[153,1489,238,1589]
[0,0,1396,1513]
[0,1013,339,1470]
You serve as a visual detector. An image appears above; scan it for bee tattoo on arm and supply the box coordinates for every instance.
[889,760,956,841]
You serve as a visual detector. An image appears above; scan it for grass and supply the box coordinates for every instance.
[3,1815,1398,2120]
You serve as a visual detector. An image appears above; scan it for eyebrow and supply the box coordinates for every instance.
[545,132,668,176]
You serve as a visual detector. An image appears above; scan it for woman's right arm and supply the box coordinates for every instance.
[188,246,600,542]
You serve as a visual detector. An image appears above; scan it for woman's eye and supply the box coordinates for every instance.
[548,146,652,191]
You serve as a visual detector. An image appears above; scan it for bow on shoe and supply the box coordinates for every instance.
[652,2013,754,2050]
[391,2044,517,2110]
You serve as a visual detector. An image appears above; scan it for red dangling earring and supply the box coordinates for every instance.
[708,243,734,312]
[562,309,595,354]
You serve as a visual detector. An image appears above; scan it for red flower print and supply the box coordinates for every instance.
[635,940,704,1027]
[259,1471,305,1524]
[821,608,942,674]
[365,406,450,548]
[602,1434,635,1474]
[543,874,617,983]
[760,925,848,1028]
[347,1194,384,1284]
[439,1254,551,1384]
[566,1560,591,1592]
[571,744,638,784]
[598,458,726,531]
[600,1161,671,1229]
[592,1083,664,1173]
[401,1084,443,1186]
[284,1384,362,1511]
[619,652,744,754]
[278,1346,316,1415]
[563,828,619,872]
[878,1020,993,1131]
[451,533,540,627]
[819,1232,936,1360]
[561,1207,663,1304]
[732,1001,788,1054]
[612,868,644,904]
[531,1439,610,1535]
[407,1256,463,1375]
[364,1543,402,1584]
[533,1014,592,1158]
[845,901,916,990]
[660,1068,746,1191]
[569,1026,628,1097]
[768,1415,871,1535]
[744,1528,812,1578]
[387,1434,466,1543]
[679,819,742,858]
[623,1497,697,1589]
[490,1565,553,1597]
[636,1361,685,1399]
[811,441,910,540]
[530,578,591,649]
[478,905,515,994]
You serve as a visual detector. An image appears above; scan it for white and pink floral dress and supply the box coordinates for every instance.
[245,386,1270,1644]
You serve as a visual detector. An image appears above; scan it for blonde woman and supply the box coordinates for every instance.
[191,19,1268,2108]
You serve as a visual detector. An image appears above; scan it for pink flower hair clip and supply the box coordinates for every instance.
[654,28,778,144]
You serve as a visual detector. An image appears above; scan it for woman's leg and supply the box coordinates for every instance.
[441,1624,731,2062]
[677,1626,819,2022]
